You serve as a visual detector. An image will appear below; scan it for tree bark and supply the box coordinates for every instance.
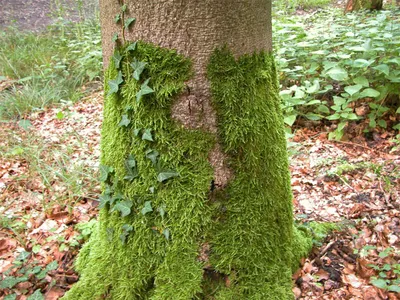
[62,0,310,299]
[345,0,383,11]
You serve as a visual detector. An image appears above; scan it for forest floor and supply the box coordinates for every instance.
[0,88,399,299]
[0,0,97,31]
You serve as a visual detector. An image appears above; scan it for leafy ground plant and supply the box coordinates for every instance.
[273,8,400,139]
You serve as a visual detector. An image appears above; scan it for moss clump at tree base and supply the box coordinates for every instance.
[62,42,312,300]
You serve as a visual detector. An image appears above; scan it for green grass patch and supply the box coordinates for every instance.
[0,19,102,120]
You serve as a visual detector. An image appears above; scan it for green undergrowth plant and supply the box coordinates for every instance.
[0,18,102,120]
[0,250,58,299]
[273,8,400,139]
[273,0,331,13]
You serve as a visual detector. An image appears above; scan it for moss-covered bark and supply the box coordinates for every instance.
[62,42,311,300]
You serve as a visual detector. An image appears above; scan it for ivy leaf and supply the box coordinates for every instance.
[121,4,127,12]
[370,278,388,289]
[145,149,159,165]
[27,289,44,300]
[124,17,136,30]
[130,58,147,81]
[114,13,121,23]
[99,193,112,209]
[113,200,133,217]
[112,33,118,43]
[4,294,17,300]
[99,165,114,182]
[120,224,133,244]
[142,129,154,142]
[388,285,400,293]
[118,114,130,127]
[158,204,166,218]
[124,154,138,181]
[45,261,58,271]
[136,78,154,102]
[0,276,27,289]
[157,170,179,183]
[141,201,153,215]
[126,42,137,52]
[16,251,31,261]
[133,128,141,136]
[111,193,125,205]
[107,71,124,96]
[149,186,155,194]
[112,50,123,69]
[163,228,170,241]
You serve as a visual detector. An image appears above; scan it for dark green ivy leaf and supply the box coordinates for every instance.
[27,289,44,300]
[113,200,133,217]
[163,228,170,241]
[113,50,123,70]
[121,4,127,12]
[111,193,125,205]
[118,114,130,127]
[142,129,154,142]
[120,224,133,244]
[158,204,166,218]
[124,17,136,30]
[133,128,141,136]
[107,71,124,96]
[136,78,154,102]
[126,41,137,52]
[157,170,179,183]
[45,261,58,271]
[0,276,28,289]
[149,186,155,194]
[141,201,153,215]
[99,165,114,182]
[130,58,147,81]
[145,149,159,165]
[4,294,17,300]
[114,13,121,23]
[124,154,138,181]
[99,193,112,209]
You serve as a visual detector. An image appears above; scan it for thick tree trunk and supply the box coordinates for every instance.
[62,1,310,299]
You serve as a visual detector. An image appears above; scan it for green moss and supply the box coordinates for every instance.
[206,48,308,299]
[63,44,312,300]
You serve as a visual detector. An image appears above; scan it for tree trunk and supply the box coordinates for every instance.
[345,0,383,11]
[62,0,310,299]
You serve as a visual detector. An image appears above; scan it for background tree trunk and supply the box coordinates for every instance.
[345,0,383,11]
[62,1,310,299]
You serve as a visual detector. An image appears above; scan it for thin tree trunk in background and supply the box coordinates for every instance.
[345,0,383,11]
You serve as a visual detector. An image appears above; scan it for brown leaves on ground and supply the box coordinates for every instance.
[291,128,400,299]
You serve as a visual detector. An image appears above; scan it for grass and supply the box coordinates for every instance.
[0,18,102,120]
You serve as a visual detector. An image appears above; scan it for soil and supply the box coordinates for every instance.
[0,0,98,32]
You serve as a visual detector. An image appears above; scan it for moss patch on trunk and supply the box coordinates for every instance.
[206,48,310,299]
[62,43,312,300]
